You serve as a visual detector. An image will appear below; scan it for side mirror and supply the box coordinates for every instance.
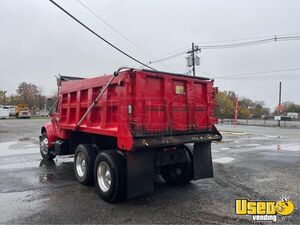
[47,98,53,116]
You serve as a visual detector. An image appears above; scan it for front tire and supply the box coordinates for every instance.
[74,144,97,186]
[40,132,56,160]
[161,149,193,185]
[94,151,126,203]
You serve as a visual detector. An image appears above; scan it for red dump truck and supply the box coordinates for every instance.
[40,68,222,202]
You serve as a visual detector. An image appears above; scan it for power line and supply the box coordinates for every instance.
[75,0,175,72]
[196,69,215,76]
[75,0,151,57]
[198,38,274,49]
[196,35,300,50]
[218,74,300,80]
[195,35,278,46]
[196,34,300,48]
[149,48,189,64]
[149,34,300,64]
[215,67,300,78]
[49,0,156,71]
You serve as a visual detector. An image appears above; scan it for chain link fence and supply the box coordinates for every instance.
[218,118,300,128]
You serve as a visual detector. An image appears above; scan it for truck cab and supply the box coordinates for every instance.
[16,104,31,119]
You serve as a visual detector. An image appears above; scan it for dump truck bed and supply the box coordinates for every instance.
[57,69,220,150]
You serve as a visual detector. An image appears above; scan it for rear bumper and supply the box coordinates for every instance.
[133,126,222,149]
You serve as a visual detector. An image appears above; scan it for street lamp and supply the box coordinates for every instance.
[0,90,7,105]
[3,91,7,106]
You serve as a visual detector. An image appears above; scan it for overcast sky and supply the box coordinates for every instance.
[1,0,300,109]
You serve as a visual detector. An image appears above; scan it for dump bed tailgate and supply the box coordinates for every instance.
[131,70,217,137]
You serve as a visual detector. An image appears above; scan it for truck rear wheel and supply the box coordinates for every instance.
[161,149,192,185]
[40,132,56,160]
[74,144,96,186]
[94,151,126,203]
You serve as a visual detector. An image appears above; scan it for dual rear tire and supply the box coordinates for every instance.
[73,144,193,202]
[74,145,126,203]
[94,151,126,203]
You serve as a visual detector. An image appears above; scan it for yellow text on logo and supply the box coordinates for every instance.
[236,199,276,215]
[236,199,295,216]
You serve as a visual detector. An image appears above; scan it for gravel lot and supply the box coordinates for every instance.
[0,119,299,224]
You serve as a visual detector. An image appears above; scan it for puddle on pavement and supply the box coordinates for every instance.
[0,156,74,170]
[0,190,47,222]
[0,161,39,170]
[39,173,56,183]
[18,136,35,141]
[0,141,38,156]
[213,157,235,164]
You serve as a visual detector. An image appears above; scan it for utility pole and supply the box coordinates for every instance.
[278,81,282,127]
[192,42,195,76]
[186,43,200,76]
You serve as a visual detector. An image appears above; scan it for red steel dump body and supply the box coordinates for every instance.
[53,69,219,150]
[41,68,222,201]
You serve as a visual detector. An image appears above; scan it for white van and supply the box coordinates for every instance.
[6,105,16,116]
[0,106,9,119]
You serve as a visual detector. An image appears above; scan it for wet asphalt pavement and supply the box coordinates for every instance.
[0,119,299,224]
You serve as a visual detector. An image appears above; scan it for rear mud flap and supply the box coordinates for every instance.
[192,142,214,179]
[126,150,154,198]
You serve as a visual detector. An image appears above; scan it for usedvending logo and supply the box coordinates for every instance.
[235,198,295,222]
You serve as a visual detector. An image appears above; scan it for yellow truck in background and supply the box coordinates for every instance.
[16,104,31,119]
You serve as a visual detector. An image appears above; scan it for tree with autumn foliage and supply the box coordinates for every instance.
[282,101,300,114]
[214,91,270,119]
[16,82,46,110]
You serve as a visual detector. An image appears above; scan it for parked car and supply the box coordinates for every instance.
[6,105,16,116]
[35,110,48,117]
[0,106,9,119]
